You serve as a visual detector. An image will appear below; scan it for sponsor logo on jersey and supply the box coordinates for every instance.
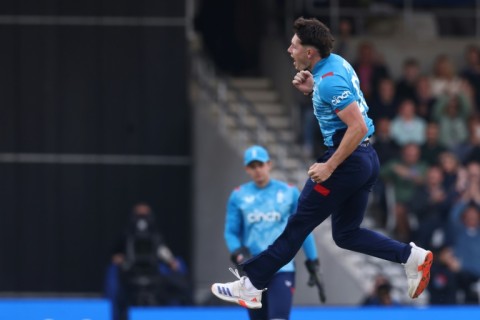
[243,195,255,203]
[332,90,351,106]
[247,210,281,223]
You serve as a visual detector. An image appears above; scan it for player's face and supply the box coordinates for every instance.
[245,161,271,187]
[288,34,309,71]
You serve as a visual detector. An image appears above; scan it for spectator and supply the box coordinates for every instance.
[448,200,480,304]
[439,151,462,195]
[455,162,480,207]
[352,40,390,102]
[380,143,428,242]
[429,245,460,305]
[334,18,353,58]
[414,75,437,121]
[420,122,447,166]
[371,117,400,228]
[373,117,399,165]
[430,54,464,98]
[396,58,421,102]
[362,274,401,306]
[390,99,427,146]
[409,166,453,248]
[369,77,400,122]
[432,92,472,149]
[460,44,480,109]
[455,114,480,164]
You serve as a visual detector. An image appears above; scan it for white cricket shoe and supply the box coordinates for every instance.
[211,268,265,309]
[403,242,433,299]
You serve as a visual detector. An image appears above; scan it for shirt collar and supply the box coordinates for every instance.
[311,55,331,75]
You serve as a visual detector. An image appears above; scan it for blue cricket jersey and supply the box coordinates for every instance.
[311,53,375,147]
[225,179,318,272]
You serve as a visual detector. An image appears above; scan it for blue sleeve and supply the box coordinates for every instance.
[224,190,243,253]
[320,76,356,112]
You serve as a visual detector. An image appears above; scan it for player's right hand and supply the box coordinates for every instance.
[308,162,334,183]
[292,70,314,95]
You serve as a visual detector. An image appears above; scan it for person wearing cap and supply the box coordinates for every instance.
[222,145,322,320]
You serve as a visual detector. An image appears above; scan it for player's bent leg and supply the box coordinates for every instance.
[331,186,411,263]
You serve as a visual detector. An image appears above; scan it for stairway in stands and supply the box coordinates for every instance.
[222,77,308,187]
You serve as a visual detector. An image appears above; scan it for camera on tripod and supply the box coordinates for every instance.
[121,212,166,306]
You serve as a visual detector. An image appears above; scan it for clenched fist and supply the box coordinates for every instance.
[292,70,314,96]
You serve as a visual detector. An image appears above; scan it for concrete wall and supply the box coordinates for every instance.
[192,107,247,304]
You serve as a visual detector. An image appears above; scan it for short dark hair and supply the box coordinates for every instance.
[293,17,334,58]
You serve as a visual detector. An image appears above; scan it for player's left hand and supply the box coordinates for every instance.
[308,163,334,183]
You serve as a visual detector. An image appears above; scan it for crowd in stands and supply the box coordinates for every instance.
[351,41,480,305]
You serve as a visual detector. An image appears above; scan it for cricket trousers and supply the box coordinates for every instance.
[242,143,411,290]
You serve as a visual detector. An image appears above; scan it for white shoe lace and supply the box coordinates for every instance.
[228,267,266,292]
[229,267,241,279]
[229,267,246,285]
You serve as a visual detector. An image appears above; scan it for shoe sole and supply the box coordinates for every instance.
[211,284,262,309]
[412,251,433,299]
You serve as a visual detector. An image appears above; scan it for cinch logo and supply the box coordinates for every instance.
[247,211,281,223]
[332,90,351,105]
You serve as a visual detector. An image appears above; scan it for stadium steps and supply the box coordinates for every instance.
[225,76,308,186]
[254,103,286,115]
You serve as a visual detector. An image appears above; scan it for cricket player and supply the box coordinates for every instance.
[211,17,432,309]
[224,145,324,319]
